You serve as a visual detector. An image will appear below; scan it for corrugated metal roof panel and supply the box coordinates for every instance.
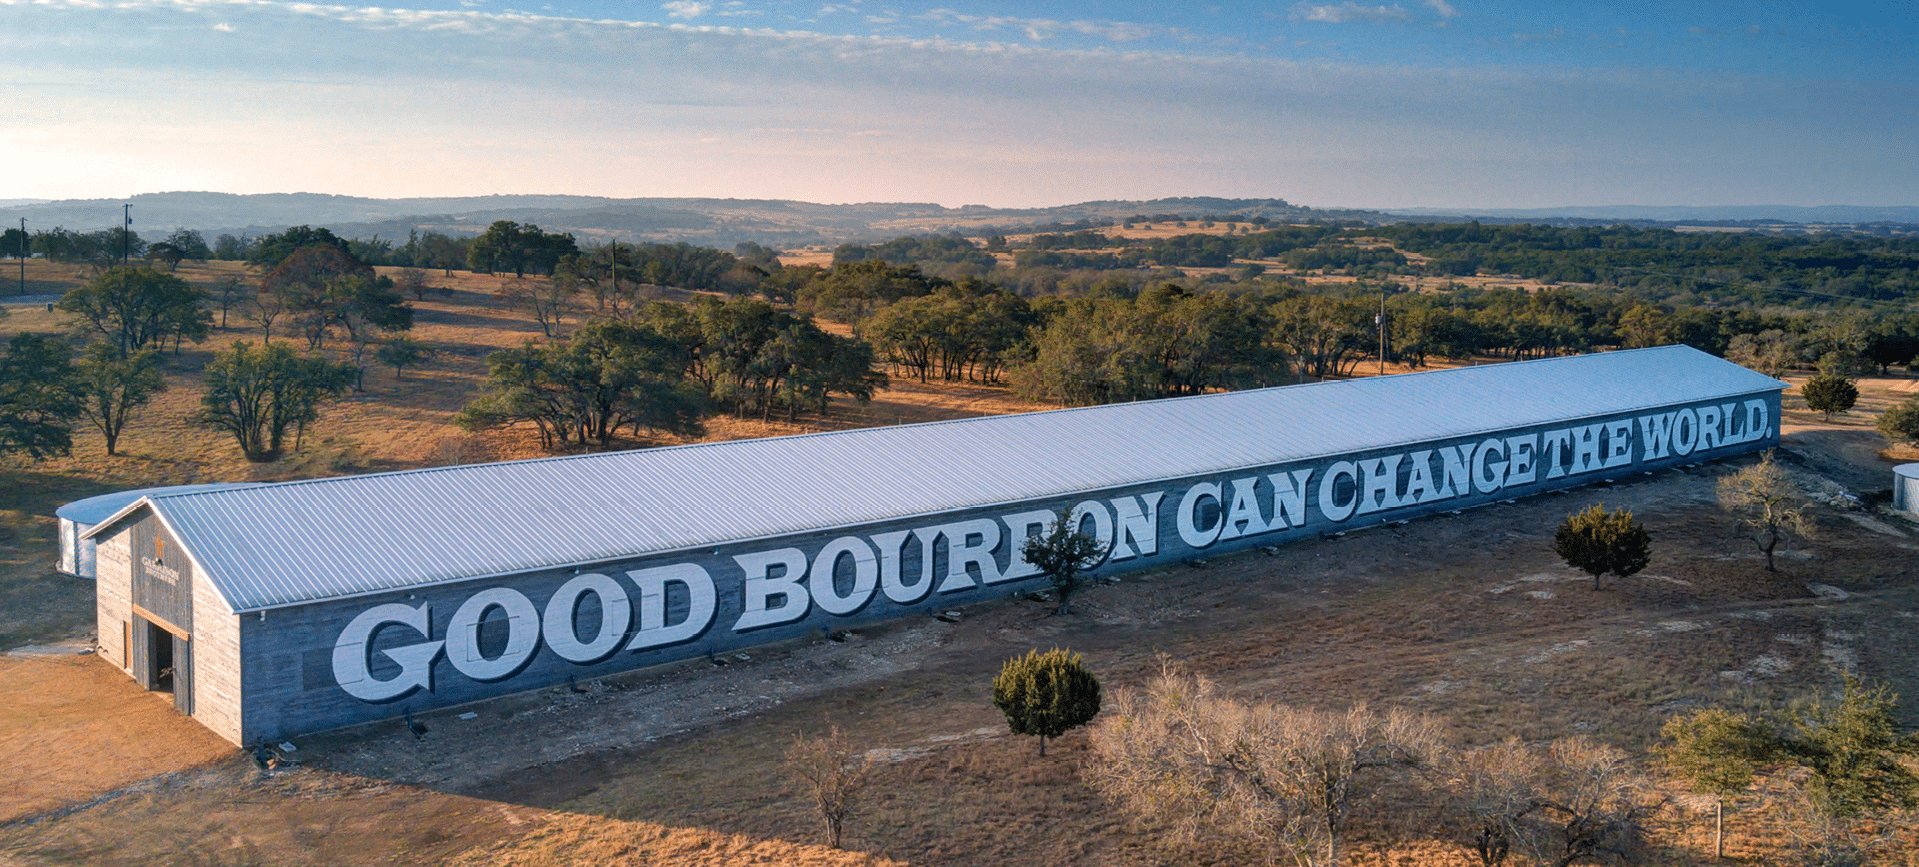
[136,346,1782,612]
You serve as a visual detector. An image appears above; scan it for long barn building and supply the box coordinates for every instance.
[84,346,1783,744]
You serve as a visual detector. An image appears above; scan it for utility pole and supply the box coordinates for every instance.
[17,218,24,296]
[123,203,132,267]
[1376,283,1387,377]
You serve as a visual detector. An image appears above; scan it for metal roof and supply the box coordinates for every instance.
[56,484,256,525]
[92,345,1782,613]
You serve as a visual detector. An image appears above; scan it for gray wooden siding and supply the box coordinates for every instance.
[95,533,133,672]
[191,567,244,745]
[235,391,1780,741]
[129,516,193,635]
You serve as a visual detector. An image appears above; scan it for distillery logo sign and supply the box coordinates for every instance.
[333,400,1772,702]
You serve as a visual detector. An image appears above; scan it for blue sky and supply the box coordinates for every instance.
[2,0,1915,209]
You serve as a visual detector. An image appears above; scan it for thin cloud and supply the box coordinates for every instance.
[919,9,1166,43]
[662,1,710,19]
[1292,3,1411,24]
[1424,0,1458,19]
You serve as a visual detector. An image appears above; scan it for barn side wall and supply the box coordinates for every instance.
[191,568,245,745]
[234,390,1780,741]
[95,531,133,672]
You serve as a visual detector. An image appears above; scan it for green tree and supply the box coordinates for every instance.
[1551,504,1652,590]
[247,225,353,269]
[74,344,165,456]
[456,319,707,451]
[1879,396,1919,446]
[1782,678,1919,820]
[1,227,27,261]
[163,228,211,261]
[260,245,381,350]
[0,333,83,459]
[1800,375,1858,422]
[144,242,184,271]
[56,266,210,357]
[1659,708,1778,859]
[198,341,353,462]
[376,335,435,380]
[992,648,1101,756]
[467,220,577,277]
[1717,453,1815,573]
[1021,510,1105,615]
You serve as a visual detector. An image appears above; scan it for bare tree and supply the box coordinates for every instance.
[394,267,437,302]
[782,725,873,850]
[1445,737,1660,867]
[1446,739,1543,867]
[1089,661,1436,867]
[213,275,250,329]
[498,277,576,337]
[247,284,288,344]
[1528,737,1659,867]
[1717,452,1816,572]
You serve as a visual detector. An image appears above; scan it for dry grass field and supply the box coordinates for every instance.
[1,260,1916,866]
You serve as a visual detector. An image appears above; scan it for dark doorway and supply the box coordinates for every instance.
[146,620,174,694]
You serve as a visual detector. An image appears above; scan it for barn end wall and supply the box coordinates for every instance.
[235,389,1780,741]
[95,531,133,672]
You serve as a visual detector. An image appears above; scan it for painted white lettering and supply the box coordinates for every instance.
[936,518,1004,591]
[1639,413,1676,460]
[333,602,441,702]
[1267,469,1313,529]
[1744,399,1770,444]
[1218,477,1268,540]
[446,588,540,682]
[1177,482,1225,547]
[1672,408,1699,455]
[1504,435,1538,487]
[732,548,810,631]
[1698,404,1723,450]
[1069,500,1116,562]
[1571,424,1602,474]
[1320,461,1361,522]
[1000,509,1060,580]
[810,537,879,616]
[1439,444,1473,498]
[1402,451,1438,505]
[1109,493,1163,561]
[1473,439,1507,494]
[542,573,631,664]
[1356,455,1403,515]
[1542,429,1574,479]
[1603,420,1634,468]
[874,530,932,604]
[626,564,716,649]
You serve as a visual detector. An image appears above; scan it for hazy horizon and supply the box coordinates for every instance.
[6,1,1916,210]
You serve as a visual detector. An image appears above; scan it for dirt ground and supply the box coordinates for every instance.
[2,260,1917,865]
[3,417,1917,865]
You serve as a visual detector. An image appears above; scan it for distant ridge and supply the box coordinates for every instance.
[4,192,1912,247]
[0,192,1378,247]
[1385,204,1919,225]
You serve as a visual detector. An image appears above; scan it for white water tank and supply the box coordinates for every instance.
[1894,464,1919,518]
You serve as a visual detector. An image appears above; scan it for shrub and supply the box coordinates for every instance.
[1552,505,1652,590]
[992,648,1100,756]
[1801,375,1859,421]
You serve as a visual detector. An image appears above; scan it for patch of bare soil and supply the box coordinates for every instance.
[0,654,232,823]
